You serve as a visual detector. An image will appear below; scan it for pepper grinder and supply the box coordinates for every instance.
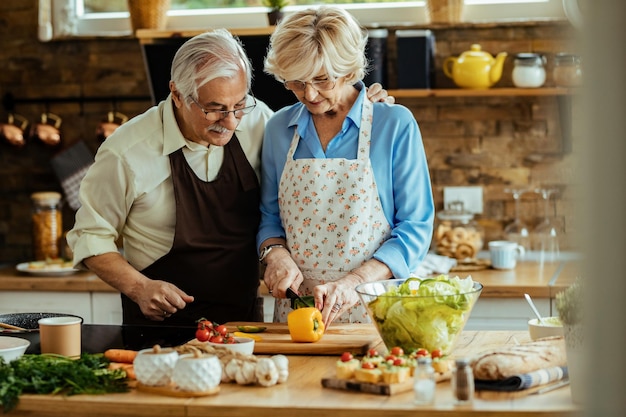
[452,358,475,404]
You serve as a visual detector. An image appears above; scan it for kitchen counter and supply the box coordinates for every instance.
[0,256,580,297]
[5,326,579,417]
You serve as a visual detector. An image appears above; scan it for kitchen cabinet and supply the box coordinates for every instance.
[0,291,93,323]
[91,292,123,325]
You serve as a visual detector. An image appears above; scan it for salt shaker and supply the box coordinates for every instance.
[452,358,475,404]
[413,356,436,405]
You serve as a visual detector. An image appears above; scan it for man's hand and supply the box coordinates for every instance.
[366,82,395,104]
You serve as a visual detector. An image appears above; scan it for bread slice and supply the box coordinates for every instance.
[381,366,410,384]
[336,359,360,379]
[354,367,382,383]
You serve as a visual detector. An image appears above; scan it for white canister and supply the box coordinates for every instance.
[512,53,546,88]
[172,353,222,392]
[133,346,179,387]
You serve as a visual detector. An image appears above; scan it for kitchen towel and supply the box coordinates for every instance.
[413,253,457,277]
[475,366,568,391]
[50,140,94,211]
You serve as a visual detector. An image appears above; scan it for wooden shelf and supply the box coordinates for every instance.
[388,87,572,98]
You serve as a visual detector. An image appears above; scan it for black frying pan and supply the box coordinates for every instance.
[0,312,84,333]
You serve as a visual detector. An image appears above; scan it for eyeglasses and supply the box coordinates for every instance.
[188,95,257,121]
[283,78,337,92]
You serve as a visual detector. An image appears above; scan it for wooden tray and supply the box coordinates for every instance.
[224,322,380,356]
[136,382,219,397]
[321,371,451,396]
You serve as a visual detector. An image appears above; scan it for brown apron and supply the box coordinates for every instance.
[122,135,262,326]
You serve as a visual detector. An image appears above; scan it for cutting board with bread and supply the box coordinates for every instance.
[471,336,569,399]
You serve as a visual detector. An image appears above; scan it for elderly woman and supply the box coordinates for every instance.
[257,6,434,327]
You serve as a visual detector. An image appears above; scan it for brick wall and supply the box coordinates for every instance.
[0,1,580,263]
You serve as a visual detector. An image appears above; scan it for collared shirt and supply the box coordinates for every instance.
[257,84,434,278]
[68,95,274,271]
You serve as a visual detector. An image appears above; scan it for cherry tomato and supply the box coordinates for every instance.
[215,324,229,336]
[385,354,396,362]
[367,348,379,357]
[390,346,404,356]
[431,348,443,359]
[361,361,376,369]
[340,352,354,362]
[209,335,224,344]
[415,348,429,357]
[223,336,236,344]
[393,358,405,366]
[195,328,210,342]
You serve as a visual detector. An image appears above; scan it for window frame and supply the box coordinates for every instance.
[39,0,567,41]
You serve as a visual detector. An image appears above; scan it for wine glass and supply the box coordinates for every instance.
[533,187,560,263]
[503,188,531,253]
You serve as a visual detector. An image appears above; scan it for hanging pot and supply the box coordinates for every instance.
[96,111,128,142]
[0,113,28,147]
[30,112,62,146]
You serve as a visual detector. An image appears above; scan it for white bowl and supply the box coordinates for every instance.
[528,316,564,340]
[208,337,255,355]
[172,353,221,392]
[0,336,30,362]
[133,346,179,386]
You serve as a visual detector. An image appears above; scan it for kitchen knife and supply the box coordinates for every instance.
[286,288,314,309]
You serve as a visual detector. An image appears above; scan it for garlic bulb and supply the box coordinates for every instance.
[235,360,257,385]
[224,358,241,382]
[255,358,279,387]
[271,354,289,383]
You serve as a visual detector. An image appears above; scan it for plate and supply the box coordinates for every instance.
[16,262,79,276]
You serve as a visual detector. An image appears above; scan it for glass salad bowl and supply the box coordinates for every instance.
[355,276,482,355]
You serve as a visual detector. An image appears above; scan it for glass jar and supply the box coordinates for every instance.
[434,201,484,260]
[31,191,63,260]
[553,53,582,87]
[413,356,436,405]
[512,53,546,88]
[452,358,474,404]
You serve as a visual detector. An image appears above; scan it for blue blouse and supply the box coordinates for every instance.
[257,83,434,278]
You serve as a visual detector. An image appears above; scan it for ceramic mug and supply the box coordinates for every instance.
[38,316,82,358]
[489,240,525,269]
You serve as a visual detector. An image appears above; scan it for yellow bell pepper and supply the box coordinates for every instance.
[287,307,325,343]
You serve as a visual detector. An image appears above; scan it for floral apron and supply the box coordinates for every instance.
[274,97,391,323]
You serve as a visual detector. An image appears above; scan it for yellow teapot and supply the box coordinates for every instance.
[443,44,508,89]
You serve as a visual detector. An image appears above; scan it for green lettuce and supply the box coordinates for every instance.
[369,275,479,354]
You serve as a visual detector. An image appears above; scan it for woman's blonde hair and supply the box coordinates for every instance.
[264,6,368,86]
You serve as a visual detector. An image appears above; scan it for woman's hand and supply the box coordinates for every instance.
[313,276,361,328]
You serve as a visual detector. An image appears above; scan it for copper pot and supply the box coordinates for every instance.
[0,113,29,147]
[30,112,62,146]
[96,111,128,141]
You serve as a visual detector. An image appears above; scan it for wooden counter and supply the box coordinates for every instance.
[0,259,574,297]
[8,330,579,417]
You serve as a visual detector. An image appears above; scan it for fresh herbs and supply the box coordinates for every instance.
[0,353,129,412]
[556,277,584,325]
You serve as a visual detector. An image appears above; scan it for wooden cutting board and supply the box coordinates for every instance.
[321,371,451,396]
[224,322,381,355]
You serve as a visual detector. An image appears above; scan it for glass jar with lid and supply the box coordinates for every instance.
[553,53,582,87]
[512,53,546,88]
[434,201,484,260]
[31,191,63,260]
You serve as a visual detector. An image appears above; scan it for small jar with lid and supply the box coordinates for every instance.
[413,356,436,405]
[553,53,582,87]
[452,358,475,404]
[512,53,546,88]
[434,201,484,260]
[31,191,63,260]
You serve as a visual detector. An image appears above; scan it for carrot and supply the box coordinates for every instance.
[108,362,136,380]
[104,348,138,364]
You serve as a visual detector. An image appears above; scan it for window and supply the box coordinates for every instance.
[39,0,567,40]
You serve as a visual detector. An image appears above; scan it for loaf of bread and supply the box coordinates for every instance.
[470,336,567,380]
